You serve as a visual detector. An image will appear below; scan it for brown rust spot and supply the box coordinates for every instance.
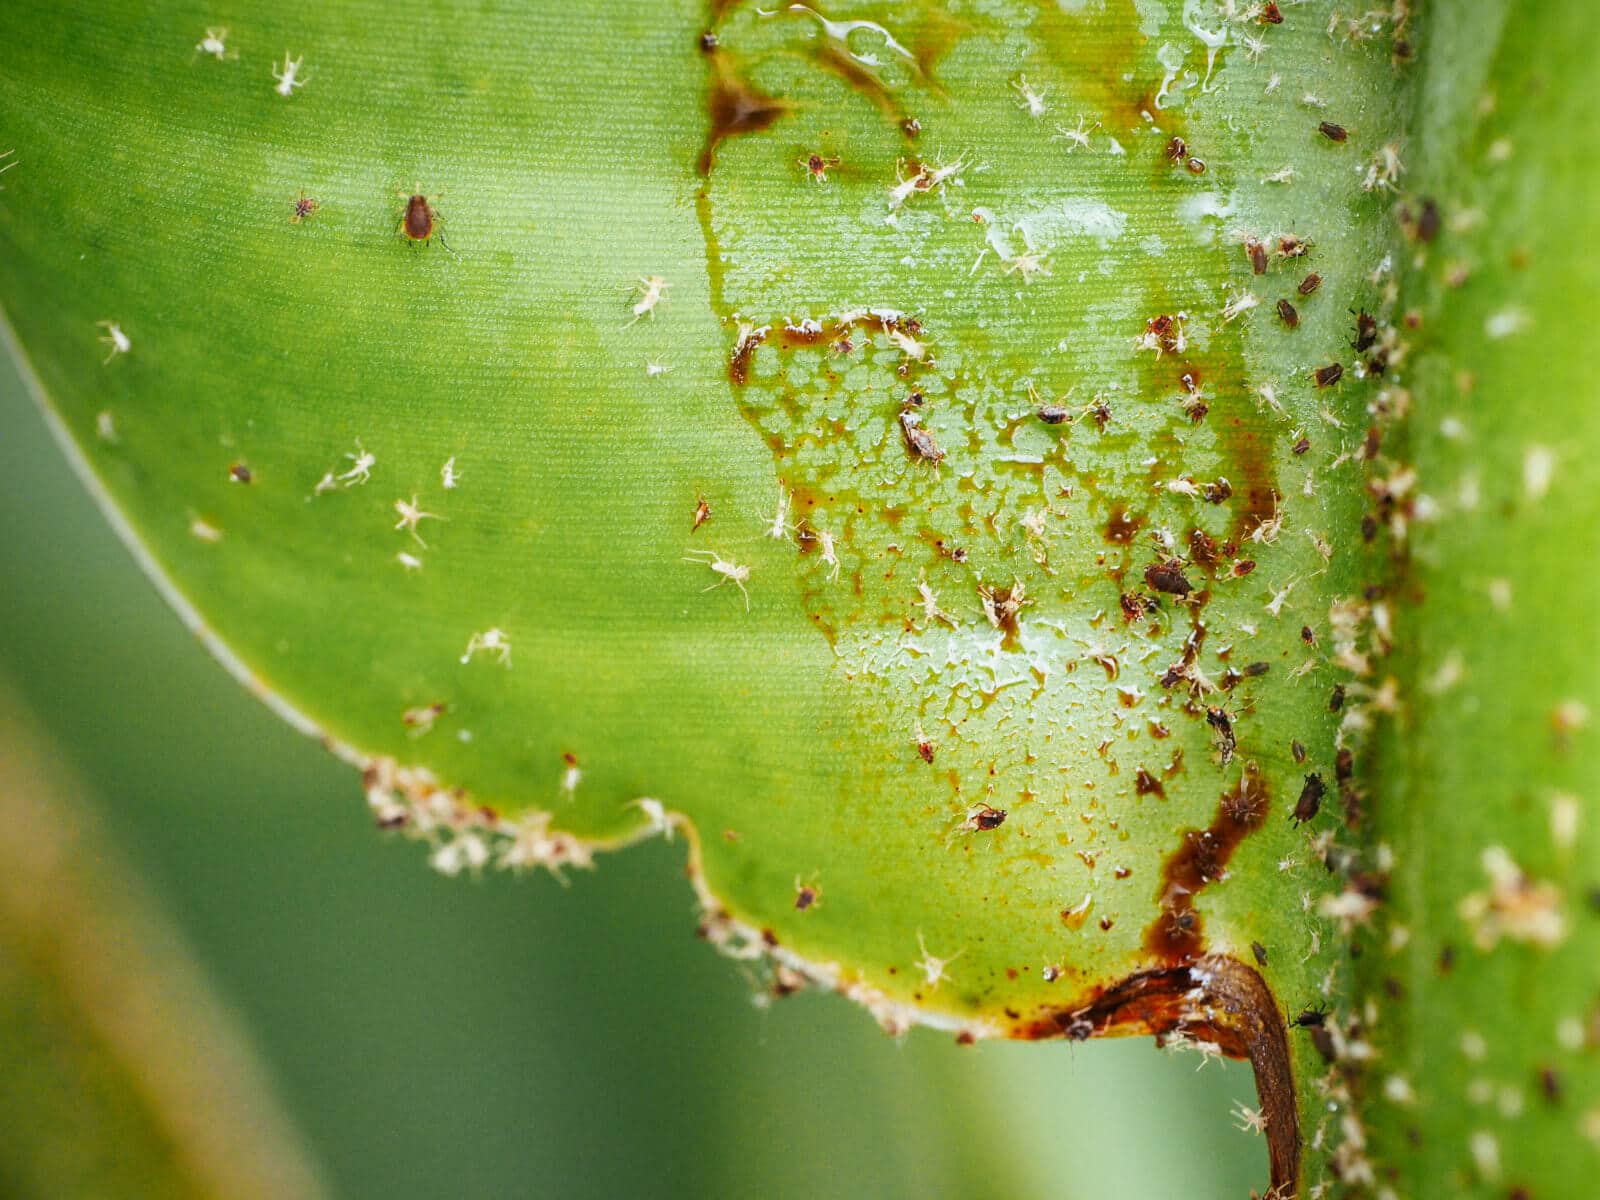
[699,52,793,177]
[1144,762,1270,962]
[1103,505,1145,545]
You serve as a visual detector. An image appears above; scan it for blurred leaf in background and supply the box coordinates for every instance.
[0,344,1265,1198]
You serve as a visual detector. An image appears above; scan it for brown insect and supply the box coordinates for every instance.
[1036,403,1070,425]
[228,462,252,483]
[1205,705,1236,766]
[396,186,446,246]
[1318,121,1349,143]
[1252,940,1269,967]
[1313,363,1344,388]
[1278,234,1309,258]
[1298,272,1322,295]
[1293,773,1325,825]
[963,804,1007,832]
[1165,136,1187,162]
[1120,592,1159,621]
[800,152,841,183]
[794,881,819,911]
[691,493,711,532]
[1292,436,1311,455]
[1353,310,1379,351]
[1277,298,1299,327]
[1293,1004,1329,1029]
[1247,238,1269,274]
[1258,2,1283,22]
[290,192,319,224]
[1186,157,1207,175]
[1144,560,1193,597]
[899,408,945,465]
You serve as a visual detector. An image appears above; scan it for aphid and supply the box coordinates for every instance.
[1313,363,1344,388]
[1230,559,1257,578]
[1232,1104,1268,1136]
[1247,238,1269,274]
[1205,705,1236,766]
[1298,272,1322,295]
[1540,1066,1564,1103]
[794,879,819,911]
[799,152,841,183]
[691,493,711,532]
[898,408,945,465]
[1335,748,1355,784]
[1353,310,1379,351]
[1141,313,1186,356]
[918,579,956,627]
[1037,403,1070,425]
[1251,941,1269,967]
[962,804,1007,832]
[1292,436,1311,455]
[914,932,964,989]
[1144,560,1193,597]
[765,486,791,540]
[683,548,751,609]
[97,320,130,364]
[1258,2,1283,23]
[1293,773,1326,825]
[1293,1004,1329,1028]
[228,462,252,484]
[461,627,512,666]
[339,441,375,486]
[1277,298,1299,327]
[817,528,840,581]
[402,702,446,735]
[1011,75,1049,118]
[979,578,1028,631]
[1186,157,1207,175]
[1329,683,1346,712]
[625,274,668,326]
[195,27,230,60]
[1277,234,1309,258]
[1053,116,1096,152]
[1416,197,1441,242]
[397,187,445,246]
[1291,738,1308,762]
[1165,136,1187,162]
[1318,121,1349,143]
[393,495,440,546]
[290,192,319,223]
[914,723,936,764]
[271,53,307,98]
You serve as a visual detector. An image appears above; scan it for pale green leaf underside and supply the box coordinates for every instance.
[0,0,1400,1079]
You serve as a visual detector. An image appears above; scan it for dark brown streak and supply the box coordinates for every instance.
[1019,957,1300,1197]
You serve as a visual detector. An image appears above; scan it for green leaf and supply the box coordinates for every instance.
[13,3,1593,1196]
[1356,3,1600,1195]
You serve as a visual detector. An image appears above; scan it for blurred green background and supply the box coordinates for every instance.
[0,338,1264,1198]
